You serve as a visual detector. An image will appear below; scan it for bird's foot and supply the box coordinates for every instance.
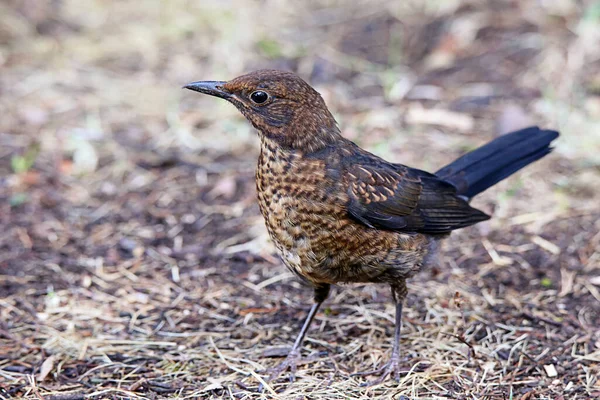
[353,354,407,387]
[258,350,301,390]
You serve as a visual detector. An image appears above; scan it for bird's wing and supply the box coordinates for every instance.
[344,157,490,234]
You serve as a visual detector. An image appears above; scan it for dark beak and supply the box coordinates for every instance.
[183,81,230,99]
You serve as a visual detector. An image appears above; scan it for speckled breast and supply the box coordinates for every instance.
[255,141,424,285]
[256,143,330,276]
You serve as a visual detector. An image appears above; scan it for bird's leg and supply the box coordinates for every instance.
[264,284,330,383]
[355,280,408,386]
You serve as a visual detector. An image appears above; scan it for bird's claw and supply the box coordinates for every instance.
[258,350,301,391]
[353,356,405,387]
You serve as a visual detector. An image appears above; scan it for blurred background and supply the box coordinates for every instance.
[1,0,599,398]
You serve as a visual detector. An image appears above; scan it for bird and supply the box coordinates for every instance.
[184,70,559,386]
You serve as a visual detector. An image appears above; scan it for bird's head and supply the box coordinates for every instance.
[184,70,341,152]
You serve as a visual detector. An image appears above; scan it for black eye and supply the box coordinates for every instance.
[250,90,269,104]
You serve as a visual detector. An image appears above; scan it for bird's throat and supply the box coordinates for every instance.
[257,124,343,155]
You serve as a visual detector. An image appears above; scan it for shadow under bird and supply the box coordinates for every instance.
[184,70,559,386]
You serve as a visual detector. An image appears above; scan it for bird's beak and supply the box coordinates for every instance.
[183,81,230,99]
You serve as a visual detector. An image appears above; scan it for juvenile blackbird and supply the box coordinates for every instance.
[184,70,559,385]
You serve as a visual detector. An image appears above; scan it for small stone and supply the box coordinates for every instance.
[544,364,558,377]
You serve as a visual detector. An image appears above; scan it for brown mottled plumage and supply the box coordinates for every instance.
[184,70,559,386]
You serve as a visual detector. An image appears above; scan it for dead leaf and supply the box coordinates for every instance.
[207,175,237,200]
[21,171,40,185]
[38,355,56,382]
[239,307,278,316]
[590,276,600,286]
[518,390,537,400]
[405,105,474,132]
[203,377,224,391]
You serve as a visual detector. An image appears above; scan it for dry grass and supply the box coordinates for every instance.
[1,0,600,399]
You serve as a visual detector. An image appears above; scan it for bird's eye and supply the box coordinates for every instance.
[250,90,269,104]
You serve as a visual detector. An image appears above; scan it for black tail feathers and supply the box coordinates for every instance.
[436,126,559,199]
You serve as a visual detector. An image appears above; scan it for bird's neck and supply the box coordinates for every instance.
[258,106,343,155]
[292,124,344,154]
[259,127,343,157]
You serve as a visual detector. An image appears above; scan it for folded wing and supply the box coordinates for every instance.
[345,155,490,234]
